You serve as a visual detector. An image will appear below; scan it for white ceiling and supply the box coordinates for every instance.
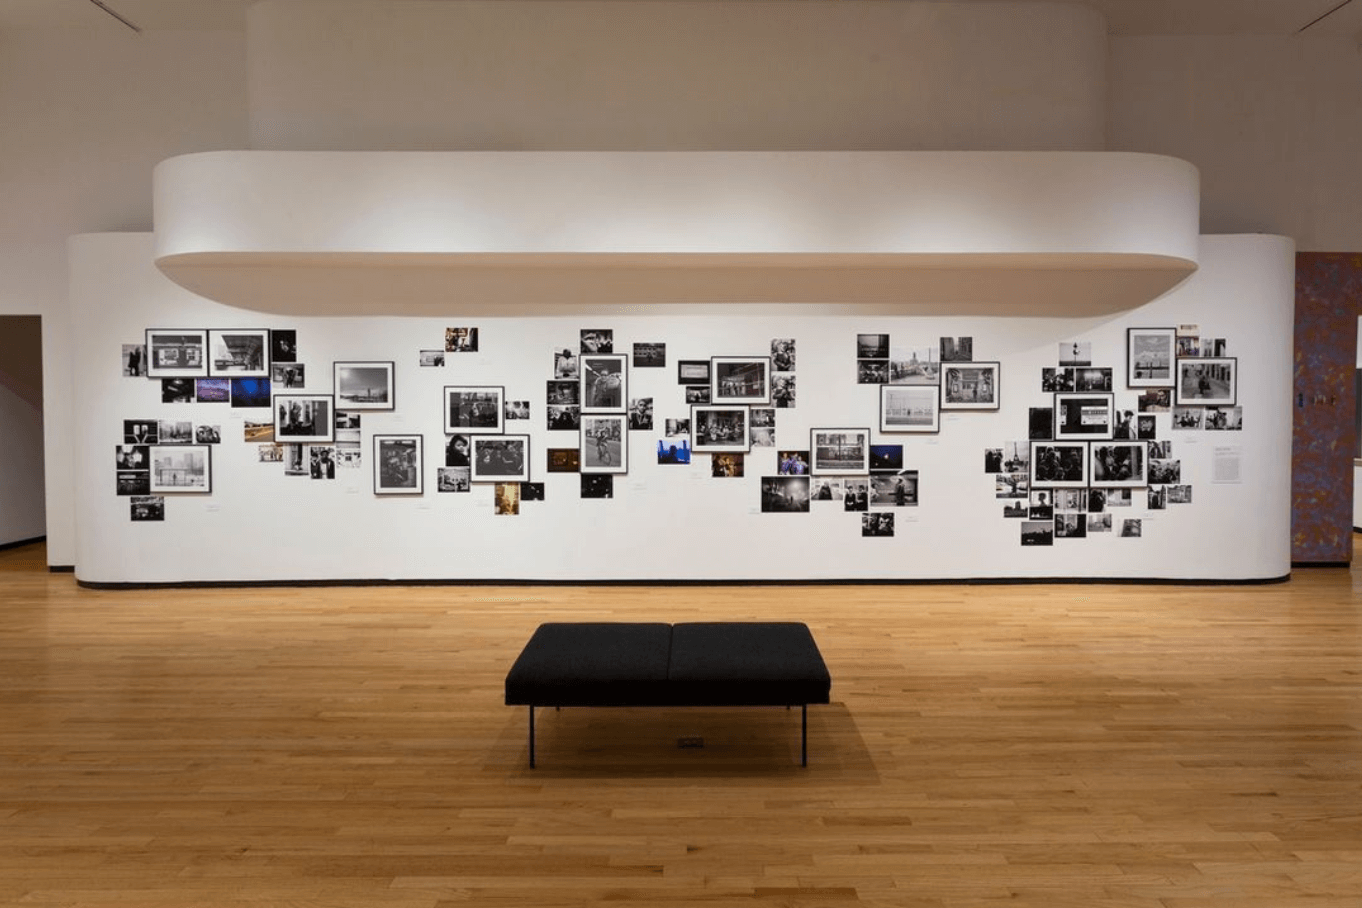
[0,0,1360,39]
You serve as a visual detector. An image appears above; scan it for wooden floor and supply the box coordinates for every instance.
[1,543,1360,908]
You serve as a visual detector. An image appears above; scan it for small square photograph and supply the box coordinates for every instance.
[1055,512,1087,539]
[889,345,938,384]
[677,359,710,385]
[1000,440,1029,473]
[335,441,361,469]
[940,336,973,362]
[554,347,579,378]
[419,349,446,367]
[309,445,337,479]
[750,426,775,447]
[445,433,471,467]
[270,329,297,364]
[243,420,273,443]
[1169,484,1193,504]
[1149,440,1172,459]
[1021,520,1054,546]
[196,378,231,403]
[162,379,194,403]
[1137,415,1157,439]
[843,479,869,511]
[158,419,193,444]
[546,448,581,473]
[124,420,158,444]
[862,513,895,537]
[271,363,305,389]
[750,407,775,428]
[777,450,811,475]
[1139,388,1172,412]
[665,418,691,437]
[437,466,471,492]
[771,338,796,372]
[633,342,666,368]
[520,482,545,501]
[771,373,795,408]
[857,359,889,384]
[505,400,530,420]
[711,452,743,476]
[984,448,1003,473]
[1172,406,1204,430]
[194,425,221,445]
[811,477,841,502]
[258,443,284,463]
[1121,518,1143,537]
[116,445,148,470]
[207,329,269,377]
[116,470,150,496]
[547,405,581,431]
[870,472,917,507]
[1029,490,1054,520]
[494,483,521,516]
[761,475,810,513]
[122,343,148,377]
[130,495,164,522]
[1148,486,1167,509]
[580,474,613,498]
[658,439,692,464]
[579,329,613,355]
[996,472,1028,499]
[685,386,712,405]
[857,333,890,359]
[1204,338,1228,357]
[869,444,903,473]
[1149,459,1181,483]
[1087,513,1113,533]
[1058,342,1092,367]
[1176,335,1201,357]
[230,378,272,408]
[445,327,479,353]
[1088,489,1107,512]
[628,398,653,430]
[1029,407,1054,440]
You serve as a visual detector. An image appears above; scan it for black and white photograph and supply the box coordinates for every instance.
[448,433,474,470]
[1042,367,1075,393]
[1149,440,1172,460]
[437,466,471,492]
[196,378,231,403]
[580,474,613,498]
[811,427,870,475]
[996,472,1028,499]
[843,479,870,511]
[691,406,749,453]
[116,445,148,471]
[1148,486,1167,509]
[1102,488,1133,507]
[1003,500,1028,519]
[862,513,895,537]
[1137,415,1157,439]
[275,394,334,443]
[1000,440,1029,473]
[1074,368,1113,392]
[750,424,775,447]
[1090,442,1147,488]
[811,477,840,502]
[158,420,193,444]
[1111,408,1137,440]
[271,363,305,389]
[771,338,795,372]
[149,444,211,493]
[771,373,796,408]
[553,348,579,378]
[1054,392,1115,439]
[984,447,1003,473]
[942,362,1000,410]
[444,385,504,434]
[270,329,297,364]
[579,329,613,354]
[230,378,271,409]
[579,416,627,474]
[309,445,337,480]
[122,343,147,377]
[1029,490,1054,520]
[658,439,691,464]
[939,336,973,362]
[1139,388,1172,412]
[546,448,580,473]
[162,379,194,404]
[870,472,918,507]
[1122,518,1143,537]
[665,418,691,437]
[761,476,810,513]
[1168,484,1193,504]
[283,444,306,477]
[194,425,221,444]
[1030,440,1089,489]
[869,444,903,473]
[633,342,666,368]
[258,443,283,464]
[130,495,164,522]
[711,356,770,404]
[1021,520,1054,546]
[677,360,710,386]
[1055,512,1087,539]
[889,345,938,384]
[547,379,579,406]
[581,354,627,413]
[711,452,743,476]
[116,470,150,496]
[777,450,811,475]
[445,327,479,353]
[1058,342,1092,367]
[494,483,520,516]
[374,434,423,494]
[1029,406,1054,440]
[207,329,269,377]
[1176,357,1237,406]
[1127,327,1176,387]
[334,361,394,410]
[1204,406,1243,430]
[419,349,445,367]
[124,420,158,444]
[472,434,531,483]
[856,333,890,359]
[145,329,207,379]
[1172,406,1204,430]
[684,386,712,405]
[880,385,940,433]
[505,400,530,420]
[750,408,775,428]
[1149,458,1181,484]
[520,482,545,501]
[856,359,889,384]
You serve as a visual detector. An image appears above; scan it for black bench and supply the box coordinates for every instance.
[504,622,832,767]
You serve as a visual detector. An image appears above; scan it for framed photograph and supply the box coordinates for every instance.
[148,444,212,493]
[690,406,750,453]
[810,427,871,475]
[444,385,504,434]
[274,394,334,443]
[581,353,628,414]
[880,384,940,433]
[145,329,207,378]
[1127,327,1176,387]
[334,361,395,410]
[471,434,531,482]
[1176,356,1237,406]
[1030,441,1089,489]
[942,362,1000,410]
[373,434,423,494]
[207,329,269,377]
[580,416,628,474]
[677,359,710,386]
[711,356,770,404]
[1090,441,1148,488]
[1054,392,1114,440]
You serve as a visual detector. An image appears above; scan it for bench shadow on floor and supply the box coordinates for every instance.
[492,702,877,781]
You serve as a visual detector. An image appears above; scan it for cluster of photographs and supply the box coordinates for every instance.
[986,327,1240,545]
[860,334,1001,434]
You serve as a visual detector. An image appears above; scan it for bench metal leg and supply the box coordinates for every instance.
[801,704,808,767]
[528,706,536,768]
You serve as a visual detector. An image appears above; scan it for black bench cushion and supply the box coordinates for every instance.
[667,622,831,706]
[504,622,673,706]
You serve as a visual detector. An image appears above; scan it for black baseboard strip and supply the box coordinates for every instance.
[49,565,74,573]
[1290,561,1350,568]
[76,573,1292,591]
[0,535,45,553]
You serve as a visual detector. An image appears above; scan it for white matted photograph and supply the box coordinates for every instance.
[580,416,627,474]
[1090,442,1148,488]
[207,329,269,377]
[1054,392,1115,440]
[444,386,504,434]
[1127,327,1176,387]
[581,354,628,414]
[811,427,871,475]
[941,362,1000,410]
[149,444,212,493]
[472,434,531,483]
[334,361,395,410]
[144,329,207,379]
[690,406,750,454]
[1176,357,1237,406]
[1030,441,1089,489]
[880,384,940,433]
[711,356,770,405]
[373,434,423,494]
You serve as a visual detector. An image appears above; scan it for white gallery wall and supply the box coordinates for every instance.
[71,233,1292,584]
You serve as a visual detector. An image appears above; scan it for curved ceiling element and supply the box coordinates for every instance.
[153,151,1200,315]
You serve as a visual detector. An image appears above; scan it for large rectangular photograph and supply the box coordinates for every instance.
[444,385,505,434]
[334,361,395,410]
[941,362,1000,410]
[579,416,627,474]
[148,444,212,493]
[690,406,750,453]
[710,356,771,405]
[580,354,627,414]
[274,394,334,443]
[1029,440,1089,489]
[207,329,270,377]
[145,329,207,379]
[471,434,531,482]
[810,428,871,475]
[1090,441,1148,488]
